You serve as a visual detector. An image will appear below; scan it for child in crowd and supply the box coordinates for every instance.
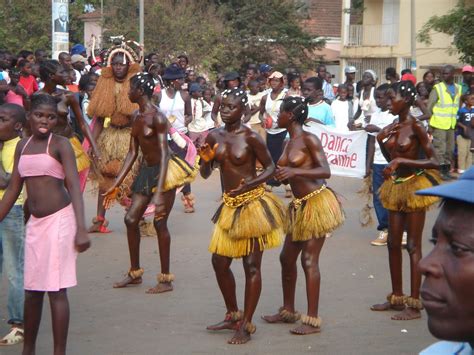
[202,86,215,130]
[246,79,266,138]
[78,72,99,127]
[0,104,26,346]
[4,69,28,109]
[18,60,38,97]
[188,83,208,148]
[363,84,398,246]
[0,94,90,354]
[331,84,358,132]
[302,77,335,128]
[456,93,474,173]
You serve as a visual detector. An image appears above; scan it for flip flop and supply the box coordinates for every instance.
[0,327,24,346]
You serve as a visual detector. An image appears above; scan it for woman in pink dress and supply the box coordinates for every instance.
[0,94,90,355]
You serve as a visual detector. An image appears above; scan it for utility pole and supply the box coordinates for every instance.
[410,0,416,72]
[139,0,144,62]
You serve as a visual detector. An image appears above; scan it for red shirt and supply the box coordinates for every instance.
[19,75,38,97]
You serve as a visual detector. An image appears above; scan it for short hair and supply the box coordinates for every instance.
[0,103,26,126]
[443,64,455,73]
[304,76,323,91]
[385,67,397,78]
[78,72,98,91]
[338,84,348,91]
[317,64,326,72]
[30,94,58,111]
[376,83,391,93]
[401,69,412,76]
[423,71,434,80]
[39,60,61,82]
[177,54,188,64]
[18,50,33,59]
[58,52,69,60]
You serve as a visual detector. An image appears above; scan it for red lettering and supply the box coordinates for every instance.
[320,132,328,148]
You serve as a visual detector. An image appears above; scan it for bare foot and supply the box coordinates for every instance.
[206,319,239,331]
[228,325,251,345]
[391,307,421,320]
[290,324,321,335]
[370,302,405,311]
[261,313,284,323]
[113,276,142,288]
[145,282,173,294]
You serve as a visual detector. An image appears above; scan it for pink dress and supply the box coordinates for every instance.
[18,134,78,291]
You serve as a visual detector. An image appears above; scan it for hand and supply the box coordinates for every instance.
[75,229,91,253]
[383,158,400,179]
[227,178,249,197]
[14,85,27,98]
[364,168,372,178]
[364,124,379,133]
[275,166,296,181]
[198,143,218,163]
[102,187,119,210]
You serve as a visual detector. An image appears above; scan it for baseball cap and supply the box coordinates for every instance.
[259,64,273,73]
[71,54,87,64]
[188,83,203,93]
[71,44,86,56]
[345,66,357,74]
[401,73,417,85]
[462,65,473,73]
[223,71,240,81]
[416,167,474,204]
[268,71,284,80]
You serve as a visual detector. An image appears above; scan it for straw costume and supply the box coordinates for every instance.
[379,169,441,212]
[87,39,142,201]
[286,184,344,241]
[209,185,285,258]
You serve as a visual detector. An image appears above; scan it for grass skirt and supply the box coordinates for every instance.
[95,125,139,193]
[131,155,199,196]
[379,170,441,212]
[69,136,90,172]
[286,186,344,241]
[209,186,285,258]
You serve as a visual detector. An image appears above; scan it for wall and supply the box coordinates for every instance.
[302,0,343,38]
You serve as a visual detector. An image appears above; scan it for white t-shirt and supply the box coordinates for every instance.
[264,89,287,134]
[160,90,187,133]
[188,98,208,133]
[331,99,358,132]
[203,100,214,130]
[247,92,265,125]
[369,109,397,164]
[359,87,378,119]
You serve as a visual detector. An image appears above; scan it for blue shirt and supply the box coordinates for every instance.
[420,341,473,355]
[307,101,335,127]
[447,83,456,97]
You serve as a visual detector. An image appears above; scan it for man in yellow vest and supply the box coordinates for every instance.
[428,65,461,180]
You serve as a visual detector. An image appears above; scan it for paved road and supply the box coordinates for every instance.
[0,174,438,354]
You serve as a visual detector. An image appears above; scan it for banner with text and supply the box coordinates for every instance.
[52,0,69,59]
[304,122,368,178]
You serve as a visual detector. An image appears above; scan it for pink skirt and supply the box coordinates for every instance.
[24,204,78,291]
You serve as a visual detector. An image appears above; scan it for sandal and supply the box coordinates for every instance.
[88,216,112,234]
[0,327,24,346]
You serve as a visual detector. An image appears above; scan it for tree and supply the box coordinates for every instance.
[417,0,474,64]
[0,0,100,53]
[216,0,325,71]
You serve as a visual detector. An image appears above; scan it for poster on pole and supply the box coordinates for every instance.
[52,0,69,59]
[303,122,368,178]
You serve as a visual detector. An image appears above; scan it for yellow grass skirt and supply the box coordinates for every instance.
[286,185,344,241]
[162,155,200,192]
[69,136,90,173]
[379,169,441,212]
[209,186,285,258]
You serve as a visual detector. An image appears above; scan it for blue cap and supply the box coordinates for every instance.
[71,44,86,56]
[189,83,203,93]
[416,167,474,204]
[259,64,272,73]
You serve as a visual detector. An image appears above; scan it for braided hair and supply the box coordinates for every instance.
[31,94,59,111]
[39,60,61,83]
[221,87,248,106]
[280,96,308,125]
[130,72,155,98]
[391,80,416,105]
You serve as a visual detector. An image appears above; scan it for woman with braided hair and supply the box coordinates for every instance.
[86,40,142,233]
[103,72,198,292]
[199,87,285,344]
[262,96,344,335]
[370,81,441,320]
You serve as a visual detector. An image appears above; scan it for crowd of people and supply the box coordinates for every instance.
[0,39,472,354]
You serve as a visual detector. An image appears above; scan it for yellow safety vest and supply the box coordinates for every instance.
[430,82,461,130]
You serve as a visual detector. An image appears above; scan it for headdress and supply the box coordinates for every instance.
[103,36,142,67]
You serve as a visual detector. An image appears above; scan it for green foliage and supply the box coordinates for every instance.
[417,0,474,64]
[0,0,100,54]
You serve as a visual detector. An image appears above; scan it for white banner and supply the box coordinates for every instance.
[304,122,368,178]
[52,0,69,59]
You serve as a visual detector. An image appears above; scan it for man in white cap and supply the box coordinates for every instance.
[344,65,357,95]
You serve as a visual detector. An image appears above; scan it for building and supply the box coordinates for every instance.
[340,0,471,83]
[302,0,343,81]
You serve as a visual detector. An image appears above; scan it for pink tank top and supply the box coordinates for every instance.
[18,134,66,180]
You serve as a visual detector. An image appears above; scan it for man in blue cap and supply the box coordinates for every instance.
[417,167,474,354]
[71,44,87,57]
